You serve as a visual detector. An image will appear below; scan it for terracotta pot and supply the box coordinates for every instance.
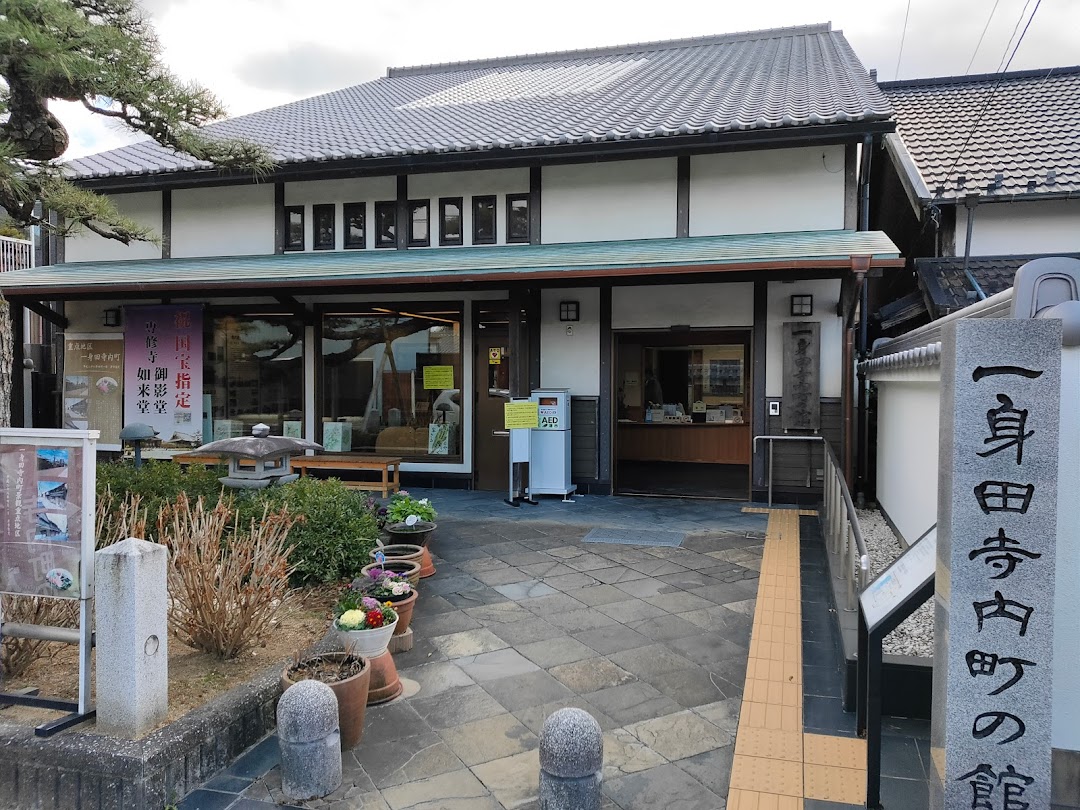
[361,559,421,587]
[334,616,399,658]
[370,544,424,567]
[387,589,418,636]
[385,521,437,547]
[281,652,371,750]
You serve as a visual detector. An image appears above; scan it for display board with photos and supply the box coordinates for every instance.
[0,429,98,599]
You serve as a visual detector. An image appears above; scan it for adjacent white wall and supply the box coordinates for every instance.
[871,370,942,545]
[612,282,754,330]
[65,192,163,263]
[540,287,600,395]
[764,278,843,398]
[172,184,275,257]
[542,158,678,243]
[690,146,846,236]
[956,198,1080,256]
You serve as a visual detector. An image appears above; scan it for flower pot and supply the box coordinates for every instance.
[387,589,418,636]
[370,544,424,567]
[386,521,437,547]
[334,616,399,658]
[361,559,421,587]
[281,652,371,750]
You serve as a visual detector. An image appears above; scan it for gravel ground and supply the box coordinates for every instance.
[857,508,934,659]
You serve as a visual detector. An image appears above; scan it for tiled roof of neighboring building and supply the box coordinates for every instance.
[916,253,1080,316]
[65,23,892,181]
[881,66,1080,201]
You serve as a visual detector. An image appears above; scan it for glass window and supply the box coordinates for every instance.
[439,197,463,246]
[321,306,463,461]
[284,206,304,251]
[637,343,746,420]
[374,201,396,248]
[506,194,529,243]
[472,195,496,244]
[205,315,305,438]
[343,202,366,249]
[408,200,430,247]
[313,204,335,250]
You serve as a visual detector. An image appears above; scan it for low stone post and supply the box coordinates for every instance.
[94,537,168,739]
[539,708,604,810]
[277,680,342,801]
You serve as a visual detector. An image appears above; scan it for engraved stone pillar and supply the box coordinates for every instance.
[94,537,168,739]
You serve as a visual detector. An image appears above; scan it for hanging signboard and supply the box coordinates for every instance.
[0,429,98,599]
[63,334,124,450]
[123,305,203,450]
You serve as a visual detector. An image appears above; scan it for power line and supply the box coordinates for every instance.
[934,0,1043,199]
[893,0,913,80]
[995,0,1033,73]
[966,0,1002,73]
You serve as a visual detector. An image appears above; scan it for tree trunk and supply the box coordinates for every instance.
[0,295,12,428]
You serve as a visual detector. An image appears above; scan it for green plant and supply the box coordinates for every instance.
[385,490,437,524]
[160,494,297,660]
[337,570,412,612]
[96,461,226,540]
[336,599,397,630]
[243,477,380,585]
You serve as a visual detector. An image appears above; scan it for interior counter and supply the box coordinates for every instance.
[616,422,751,464]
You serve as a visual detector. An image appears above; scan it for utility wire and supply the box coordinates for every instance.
[893,0,913,80]
[933,0,1043,200]
[995,0,1033,73]
[966,0,1002,73]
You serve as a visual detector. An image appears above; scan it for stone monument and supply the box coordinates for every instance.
[95,538,168,739]
[932,317,1061,809]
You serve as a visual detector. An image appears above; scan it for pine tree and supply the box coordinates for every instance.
[0,0,273,425]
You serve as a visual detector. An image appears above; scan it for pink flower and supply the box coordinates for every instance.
[360,596,379,610]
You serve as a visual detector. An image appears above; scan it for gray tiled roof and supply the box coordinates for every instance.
[881,66,1080,201]
[916,253,1080,315]
[65,23,892,181]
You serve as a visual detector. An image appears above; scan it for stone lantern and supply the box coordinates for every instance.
[119,422,158,468]
[191,424,322,489]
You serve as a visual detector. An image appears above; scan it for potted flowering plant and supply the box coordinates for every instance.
[333,597,398,658]
[384,492,438,577]
[342,568,418,635]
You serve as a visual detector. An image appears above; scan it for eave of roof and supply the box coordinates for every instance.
[1,230,902,299]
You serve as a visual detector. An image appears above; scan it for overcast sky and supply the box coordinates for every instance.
[59,0,1080,160]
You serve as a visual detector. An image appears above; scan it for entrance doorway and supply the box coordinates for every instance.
[614,330,752,499]
[473,306,510,491]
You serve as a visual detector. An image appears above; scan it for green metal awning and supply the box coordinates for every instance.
[0,230,901,298]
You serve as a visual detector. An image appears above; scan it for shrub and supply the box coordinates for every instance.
[96,461,225,539]
[243,477,380,585]
[160,494,297,660]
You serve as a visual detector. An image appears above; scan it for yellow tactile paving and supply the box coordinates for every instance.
[728,508,867,807]
[803,764,867,804]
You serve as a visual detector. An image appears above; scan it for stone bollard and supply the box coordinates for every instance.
[539,708,604,810]
[277,680,342,801]
[94,537,168,738]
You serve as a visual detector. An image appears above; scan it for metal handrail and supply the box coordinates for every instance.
[754,434,869,611]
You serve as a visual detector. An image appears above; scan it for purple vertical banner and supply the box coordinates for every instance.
[123,305,203,448]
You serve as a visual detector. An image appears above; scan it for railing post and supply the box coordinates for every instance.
[767,439,774,508]
[845,524,856,611]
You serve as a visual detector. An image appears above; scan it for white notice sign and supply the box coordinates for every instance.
[860,526,937,631]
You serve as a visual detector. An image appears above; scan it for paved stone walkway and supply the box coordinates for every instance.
[179,493,767,809]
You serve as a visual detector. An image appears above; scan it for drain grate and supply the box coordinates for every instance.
[583,527,685,547]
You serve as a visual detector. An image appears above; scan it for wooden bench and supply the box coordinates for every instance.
[288,454,403,498]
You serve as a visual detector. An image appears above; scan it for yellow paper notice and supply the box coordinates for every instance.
[423,365,454,390]
[504,401,539,429]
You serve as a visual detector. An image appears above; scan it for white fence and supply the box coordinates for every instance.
[0,235,33,272]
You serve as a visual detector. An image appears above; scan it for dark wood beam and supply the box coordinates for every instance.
[19,301,68,330]
[529,167,542,245]
[274,182,285,255]
[676,156,690,238]
[161,189,172,259]
[598,286,613,493]
[396,175,408,250]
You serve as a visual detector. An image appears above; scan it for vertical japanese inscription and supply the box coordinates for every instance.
[932,319,1060,810]
[781,321,820,430]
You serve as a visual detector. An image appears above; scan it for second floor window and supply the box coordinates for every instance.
[313,204,335,250]
[507,194,529,243]
[284,206,304,251]
[344,203,366,249]
[439,198,463,246]
[473,195,496,245]
[409,200,430,247]
[375,201,396,248]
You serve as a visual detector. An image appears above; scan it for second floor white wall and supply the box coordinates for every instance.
[955,198,1080,256]
[61,145,853,261]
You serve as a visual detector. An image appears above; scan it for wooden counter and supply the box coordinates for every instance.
[616,422,751,464]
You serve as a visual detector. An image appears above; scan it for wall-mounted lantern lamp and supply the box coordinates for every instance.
[559,301,580,322]
[790,295,814,317]
[103,308,122,328]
